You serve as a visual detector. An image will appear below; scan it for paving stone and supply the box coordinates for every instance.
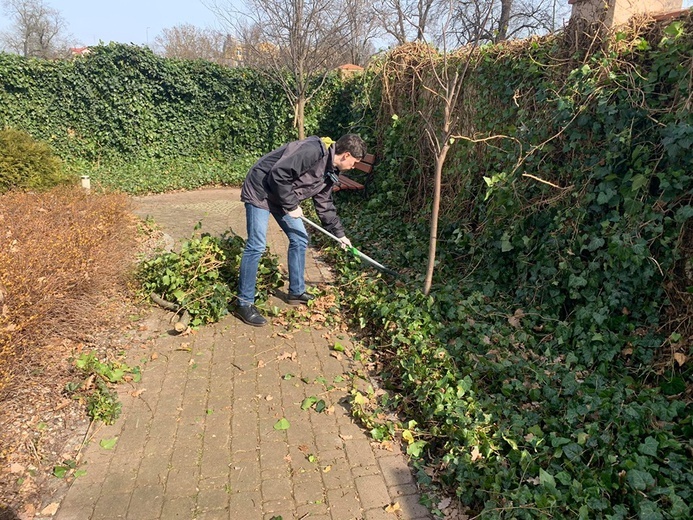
[388,482,420,498]
[53,189,432,520]
[393,492,433,519]
[261,477,293,502]
[165,464,201,496]
[134,454,170,486]
[343,439,378,469]
[159,495,196,519]
[195,508,230,520]
[101,468,138,495]
[91,492,131,519]
[54,490,98,520]
[296,500,330,518]
[363,506,398,520]
[127,485,164,518]
[354,474,392,511]
[229,454,261,492]
[326,487,362,519]
[228,490,263,519]
[196,485,231,512]
[262,499,295,518]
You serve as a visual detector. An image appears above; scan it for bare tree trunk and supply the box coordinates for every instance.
[423,143,449,295]
[296,95,306,140]
[497,0,513,42]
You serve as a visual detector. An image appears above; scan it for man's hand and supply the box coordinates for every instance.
[287,207,303,218]
[338,236,352,250]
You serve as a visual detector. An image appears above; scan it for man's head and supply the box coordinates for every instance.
[333,134,367,171]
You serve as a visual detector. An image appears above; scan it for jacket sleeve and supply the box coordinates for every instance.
[268,142,323,212]
[312,184,345,238]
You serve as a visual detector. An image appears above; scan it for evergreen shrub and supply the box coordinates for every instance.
[0,128,68,193]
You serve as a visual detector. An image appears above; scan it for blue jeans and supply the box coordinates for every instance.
[237,203,309,306]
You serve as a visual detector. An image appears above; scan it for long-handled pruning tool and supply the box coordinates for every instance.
[299,216,398,277]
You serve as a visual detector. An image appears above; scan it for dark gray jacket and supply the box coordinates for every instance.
[240,136,345,238]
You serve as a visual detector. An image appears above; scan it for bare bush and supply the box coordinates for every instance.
[0,186,138,397]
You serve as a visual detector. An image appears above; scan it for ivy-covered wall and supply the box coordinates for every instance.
[334,13,692,519]
[0,44,299,162]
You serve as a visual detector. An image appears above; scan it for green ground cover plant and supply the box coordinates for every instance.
[2,11,690,520]
[326,14,692,520]
[0,44,368,194]
[65,352,141,425]
[137,232,283,327]
[69,155,254,195]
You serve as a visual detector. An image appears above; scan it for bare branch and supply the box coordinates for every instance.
[204,0,358,138]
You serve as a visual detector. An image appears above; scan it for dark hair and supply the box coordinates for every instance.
[335,134,367,160]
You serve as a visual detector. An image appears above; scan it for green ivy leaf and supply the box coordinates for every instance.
[638,499,664,520]
[638,437,658,457]
[52,466,69,478]
[631,174,647,191]
[99,437,118,450]
[273,418,290,430]
[627,469,655,491]
[301,397,318,410]
[406,440,426,458]
[539,468,556,488]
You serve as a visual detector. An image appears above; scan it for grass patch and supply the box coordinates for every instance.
[66,155,255,195]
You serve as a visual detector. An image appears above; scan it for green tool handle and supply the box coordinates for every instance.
[299,216,397,276]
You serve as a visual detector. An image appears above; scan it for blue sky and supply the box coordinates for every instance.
[1,0,226,46]
[1,1,692,49]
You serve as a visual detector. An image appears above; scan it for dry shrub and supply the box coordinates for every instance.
[0,186,138,397]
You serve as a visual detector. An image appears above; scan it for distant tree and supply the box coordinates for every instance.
[205,0,352,139]
[450,0,569,45]
[0,0,74,58]
[342,0,380,65]
[373,0,445,45]
[153,24,231,65]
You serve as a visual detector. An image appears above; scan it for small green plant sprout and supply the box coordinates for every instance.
[52,460,77,479]
[65,353,140,425]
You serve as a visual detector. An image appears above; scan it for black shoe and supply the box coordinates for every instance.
[235,304,267,327]
[287,292,315,305]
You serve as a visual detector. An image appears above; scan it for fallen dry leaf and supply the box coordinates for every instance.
[17,504,35,520]
[438,497,452,510]
[674,352,687,366]
[378,440,394,451]
[40,502,60,515]
[471,446,482,462]
[277,351,297,361]
[384,502,401,513]
[9,463,25,474]
[131,389,146,397]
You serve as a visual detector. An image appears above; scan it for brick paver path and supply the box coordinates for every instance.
[54,188,432,520]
